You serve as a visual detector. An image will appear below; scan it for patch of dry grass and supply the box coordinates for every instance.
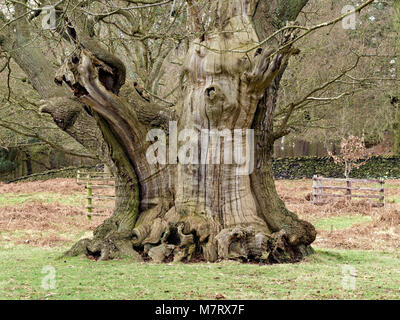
[275,179,400,251]
[0,179,113,247]
[0,178,85,194]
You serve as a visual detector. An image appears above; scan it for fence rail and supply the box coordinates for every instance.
[77,170,115,218]
[312,175,385,207]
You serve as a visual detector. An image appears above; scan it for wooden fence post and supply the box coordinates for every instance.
[380,179,385,207]
[76,167,118,215]
[312,175,318,205]
[346,178,352,200]
[318,177,323,202]
[86,179,92,220]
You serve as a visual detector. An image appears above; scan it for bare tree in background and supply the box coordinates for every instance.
[329,135,370,178]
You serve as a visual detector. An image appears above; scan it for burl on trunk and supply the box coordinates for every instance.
[61,0,316,263]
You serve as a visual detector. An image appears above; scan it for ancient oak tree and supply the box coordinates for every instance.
[4,0,370,263]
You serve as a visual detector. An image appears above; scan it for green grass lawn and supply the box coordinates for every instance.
[0,245,399,300]
[0,229,91,244]
[312,215,372,231]
[388,196,400,204]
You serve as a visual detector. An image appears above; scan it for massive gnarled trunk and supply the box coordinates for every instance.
[62,0,315,263]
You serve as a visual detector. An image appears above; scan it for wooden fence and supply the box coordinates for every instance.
[312,175,385,207]
[77,169,115,218]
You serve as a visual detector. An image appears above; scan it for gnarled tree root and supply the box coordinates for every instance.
[63,230,142,262]
[64,206,315,264]
[64,220,315,265]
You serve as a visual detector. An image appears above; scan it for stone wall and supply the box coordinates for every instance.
[272,156,400,180]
